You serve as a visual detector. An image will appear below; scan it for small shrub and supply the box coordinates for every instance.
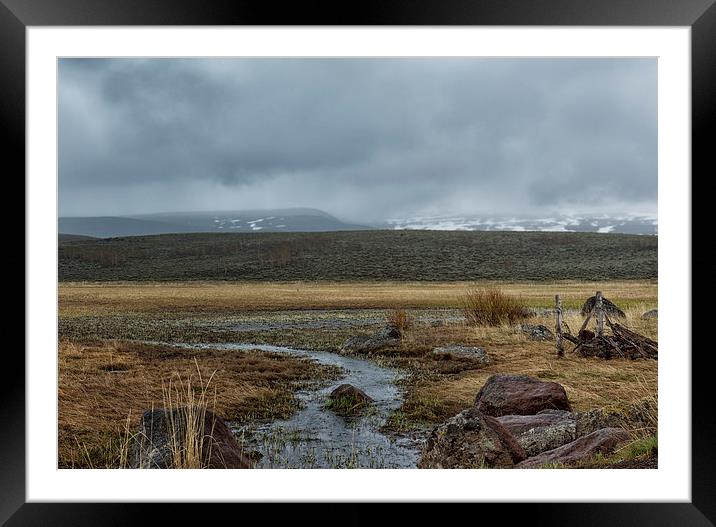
[463,287,527,327]
[386,309,412,332]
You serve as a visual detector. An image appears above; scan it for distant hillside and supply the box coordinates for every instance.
[58,233,98,242]
[59,230,657,282]
[58,208,370,238]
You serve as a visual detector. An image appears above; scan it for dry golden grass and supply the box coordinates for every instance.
[387,309,658,428]
[58,339,337,468]
[463,287,528,326]
[385,308,413,332]
[59,280,657,317]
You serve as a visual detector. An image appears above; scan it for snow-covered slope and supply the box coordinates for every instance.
[385,213,657,235]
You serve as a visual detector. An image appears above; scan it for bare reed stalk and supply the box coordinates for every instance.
[161,359,218,469]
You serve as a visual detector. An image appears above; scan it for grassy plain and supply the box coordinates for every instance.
[59,279,658,468]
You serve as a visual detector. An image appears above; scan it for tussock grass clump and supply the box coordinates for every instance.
[161,362,217,469]
[463,287,527,327]
[385,308,412,332]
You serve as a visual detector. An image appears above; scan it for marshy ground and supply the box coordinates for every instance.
[58,279,658,469]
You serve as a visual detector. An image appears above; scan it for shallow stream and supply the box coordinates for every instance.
[179,342,423,468]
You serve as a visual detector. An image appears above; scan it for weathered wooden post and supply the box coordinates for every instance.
[595,291,604,337]
[555,294,564,357]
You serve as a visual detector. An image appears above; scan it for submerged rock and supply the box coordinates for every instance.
[326,384,374,415]
[132,408,252,469]
[431,345,491,365]
[474,374,572,417]
[516,427,630,468]
[418,407,526,468]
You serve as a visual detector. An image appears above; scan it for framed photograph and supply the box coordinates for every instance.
[10,0,711,524]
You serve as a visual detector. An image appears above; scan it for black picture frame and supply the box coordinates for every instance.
[7,0,711,524]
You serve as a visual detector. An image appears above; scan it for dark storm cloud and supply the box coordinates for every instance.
[58,58,657,220]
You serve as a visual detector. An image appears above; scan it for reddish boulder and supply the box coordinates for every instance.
[515,427,630,468]
[418,407,526,468]
[474,375,572,417]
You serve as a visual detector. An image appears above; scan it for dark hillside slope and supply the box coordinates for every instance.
[58,230,657,282]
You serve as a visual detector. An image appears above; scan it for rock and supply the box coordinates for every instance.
[326,384,373,414]
[519,324,554,341]
[580,296,626,318]
[515,427,630,468]
[328,383,373,404]
[515,421,577,457]
[418,407,526,468]
[431,345,491,365]
[498,410,576,456]
[474,374,572,417]
[575,408,625,437]
[132,408,252,469]
[497,410,574,436]
[430,320,445,327]
[642,309,658,319]
[340,326,401,354]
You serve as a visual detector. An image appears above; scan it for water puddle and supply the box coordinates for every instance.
[200,309,466,333]
[175,342,423,468]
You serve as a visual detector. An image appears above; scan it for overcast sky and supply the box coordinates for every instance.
[59,58,656,221]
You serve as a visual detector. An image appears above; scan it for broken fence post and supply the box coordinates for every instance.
[555,294,564,358]
[595,291,605,338]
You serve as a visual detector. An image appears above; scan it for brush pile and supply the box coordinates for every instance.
[564,292,657,360]
[572,321,658,359]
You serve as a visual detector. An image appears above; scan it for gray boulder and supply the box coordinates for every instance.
[418,407,526,468]
[497,410,574,435]
[431,345,491,365]
[642,309,658,319]
[516,427,630,468]
[498,410,577,456]
[340,326,401,354]
[132,408,252,469]
[519,324,554,341]
[575,408,625,437]
[515,421,577,457]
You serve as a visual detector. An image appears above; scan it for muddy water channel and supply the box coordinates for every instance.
[182,343,423,468]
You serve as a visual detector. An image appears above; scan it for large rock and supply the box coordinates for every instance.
[431,345,491,365]
[516,427,630,468]
[131,408,252,469]
[575,408,625,437]
[498,410,576,456]
[474,375,572,417]
[515,421,577,457]
[642,309,658,319]
[340,326,401,354]
[497,409,574,435]
[519,324,554,341]
[418,407,526,468]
